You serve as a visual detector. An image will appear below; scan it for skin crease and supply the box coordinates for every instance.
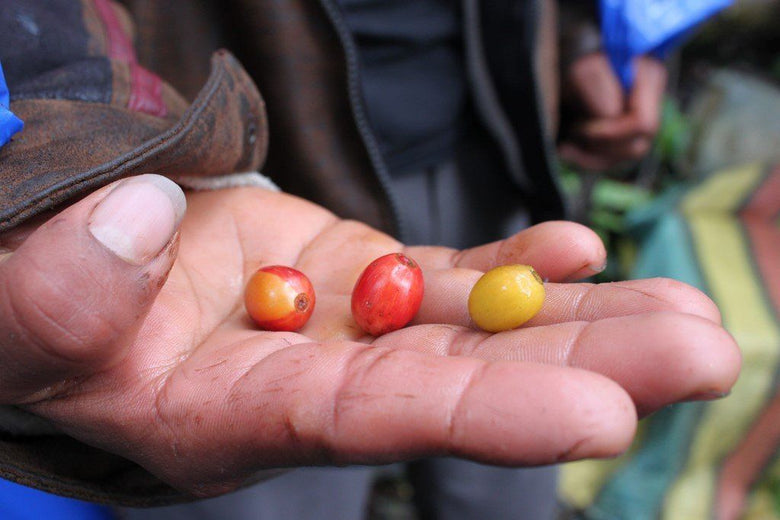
[0,178,740,497]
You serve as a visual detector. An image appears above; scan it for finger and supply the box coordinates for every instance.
[566,53,625,118]
[563,119,654,158]
[0,174,185,403]
[566,114,657,148]
[627,57,668,138]
[559,135,653,168]
[568,58,666,145]
[408,221,607,282]
[139,342,637,492]
[558,141,644,172]
[375,311,740,417]
[414,275,723,327]
[536,278,722,324]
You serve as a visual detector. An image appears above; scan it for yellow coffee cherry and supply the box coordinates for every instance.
[468,264,545,332]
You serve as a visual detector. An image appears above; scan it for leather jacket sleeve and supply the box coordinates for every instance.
[0,0,268,234]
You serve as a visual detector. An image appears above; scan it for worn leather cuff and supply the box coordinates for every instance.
[0,51,267,233]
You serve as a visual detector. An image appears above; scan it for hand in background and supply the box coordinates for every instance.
[0,175,738,496]
[558,53,668,171]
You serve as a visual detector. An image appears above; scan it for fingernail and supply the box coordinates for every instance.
[564,261,607,282]
[687,390,731,401]
[588,261,607,275]
[88,175,186,264]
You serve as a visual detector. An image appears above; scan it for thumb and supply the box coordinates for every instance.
[0,174,185,403]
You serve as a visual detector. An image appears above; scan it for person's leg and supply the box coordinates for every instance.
[408,459,559,520]
[388,130,556,520]
[117,467,376,520]
[390,150,529,250]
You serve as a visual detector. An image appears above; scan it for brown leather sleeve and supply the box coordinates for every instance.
[0,0,268,233]
[1,50,268,232]
[0,407,184,506]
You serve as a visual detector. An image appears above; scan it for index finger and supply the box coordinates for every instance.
[408,220,607,283]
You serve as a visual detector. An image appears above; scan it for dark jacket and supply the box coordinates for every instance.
[0,0,564,504]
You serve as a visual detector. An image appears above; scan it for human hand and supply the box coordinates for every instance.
[558,53,668,171]
[0,174,738,497]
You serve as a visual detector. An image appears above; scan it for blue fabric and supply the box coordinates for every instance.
[599,0,733,90]
[0,60,23,147]
[0,478,114,520]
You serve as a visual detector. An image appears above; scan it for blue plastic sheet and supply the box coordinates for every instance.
[0,60,23,148]
[600,0,733,90]
[0,478,115,520]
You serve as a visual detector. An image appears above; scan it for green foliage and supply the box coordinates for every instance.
[656,98,691,166]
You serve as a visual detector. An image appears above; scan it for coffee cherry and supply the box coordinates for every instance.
[468,264,545,332]
[351,253,424,336]
[244,265,315,331]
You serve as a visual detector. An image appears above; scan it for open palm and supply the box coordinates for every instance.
[0,177,739,497]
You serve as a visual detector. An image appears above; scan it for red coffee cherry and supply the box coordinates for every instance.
[351,253,424,336]
[244,265,315,332]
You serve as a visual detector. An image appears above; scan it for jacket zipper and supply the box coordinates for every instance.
[523,0,568,220]
[462,0,532,194]
[317,0,406,240]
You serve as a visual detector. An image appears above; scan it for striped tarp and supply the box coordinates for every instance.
[559,162,780,520]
